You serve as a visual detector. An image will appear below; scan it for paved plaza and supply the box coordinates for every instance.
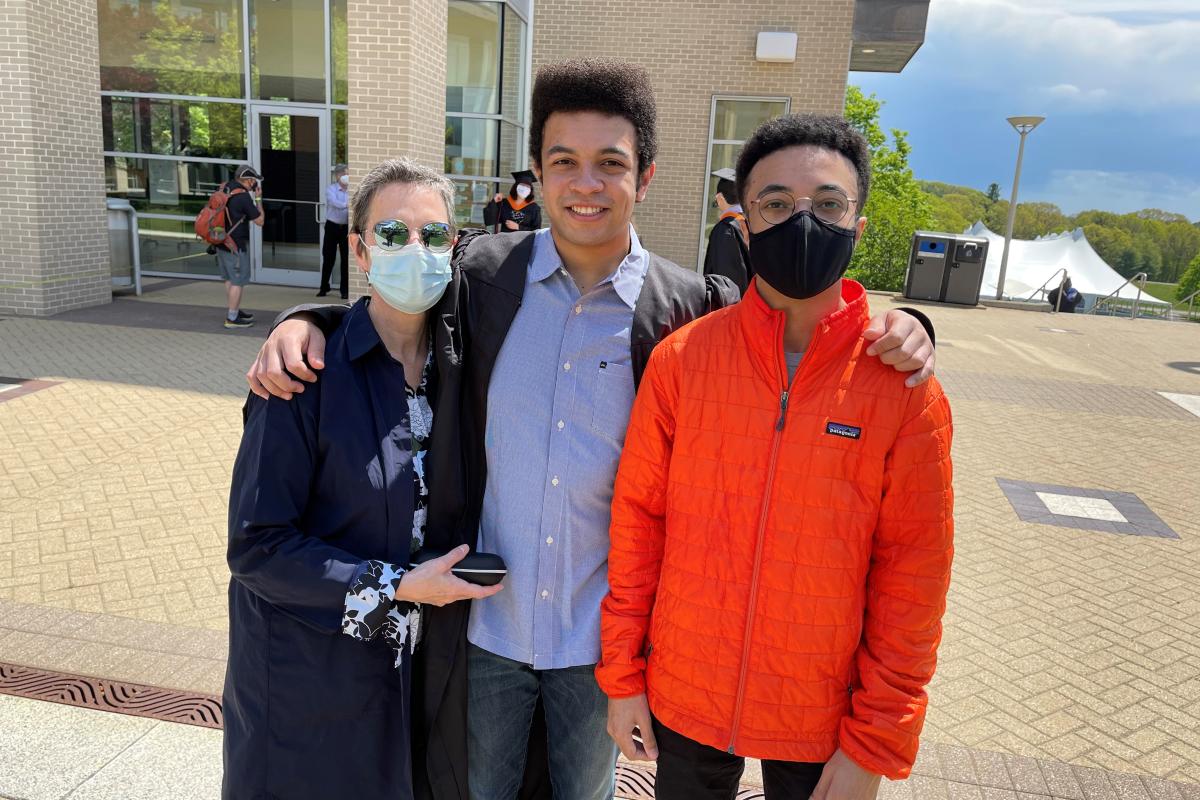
[1,279,1198,799]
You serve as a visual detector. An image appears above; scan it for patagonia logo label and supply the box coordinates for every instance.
[826,422,862,440]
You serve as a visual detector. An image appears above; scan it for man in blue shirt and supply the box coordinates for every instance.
[319,163,350,299]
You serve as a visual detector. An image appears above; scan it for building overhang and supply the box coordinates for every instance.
[849,0,930,73]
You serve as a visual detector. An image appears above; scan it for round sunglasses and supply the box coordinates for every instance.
[367,219,455,253]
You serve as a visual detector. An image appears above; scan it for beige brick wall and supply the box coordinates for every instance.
[531,0,855,269]
[0,0,110,317]
[345,0,449,298]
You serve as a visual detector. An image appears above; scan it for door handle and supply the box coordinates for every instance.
[315,203,324,224]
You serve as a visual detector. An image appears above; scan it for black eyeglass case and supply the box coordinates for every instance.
[409,549,508,586]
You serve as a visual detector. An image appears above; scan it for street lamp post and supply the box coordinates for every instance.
[995,115,1046,300]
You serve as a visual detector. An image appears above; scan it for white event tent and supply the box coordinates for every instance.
[963,222,1167,307]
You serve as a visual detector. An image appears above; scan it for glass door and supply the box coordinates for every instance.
[251,105,329,286]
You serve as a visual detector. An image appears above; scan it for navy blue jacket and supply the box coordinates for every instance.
[223,293,466,799]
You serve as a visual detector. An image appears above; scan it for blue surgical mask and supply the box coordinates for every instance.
[366,243,452,314]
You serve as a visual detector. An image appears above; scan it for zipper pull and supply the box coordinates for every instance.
[776,390,789,431]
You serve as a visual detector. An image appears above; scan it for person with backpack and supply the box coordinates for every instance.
[202,165,264,328]
[703,167,753,293]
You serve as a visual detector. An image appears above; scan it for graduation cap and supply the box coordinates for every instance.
[511,170,538,185]
[711,167,737,182]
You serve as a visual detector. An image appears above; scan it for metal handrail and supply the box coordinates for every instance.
[1176,287,1200,322]
[1024,267,1069,311]
[1089,272,1147,319]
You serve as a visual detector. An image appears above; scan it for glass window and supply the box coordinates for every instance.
[452,178,500,229]
[447,1,502,114]
[105,156,237,216]
[700,99,789,264]
[330,0,348,105]
[333,109,348,167]
[445,117,499,177]
[251,0,327,103]
[103,97,247,160]
[501,6,526,124]
[712,99,788,142]
[98,0,245,97]
[137,217,222,277]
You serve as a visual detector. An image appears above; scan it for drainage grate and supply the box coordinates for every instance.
[0,662,222,729]
[615,762,764,799]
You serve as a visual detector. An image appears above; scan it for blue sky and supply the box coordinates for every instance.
[851,0,1200,222]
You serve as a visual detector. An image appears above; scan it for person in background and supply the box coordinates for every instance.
[1046,274,1083,313]
[319,163,351,299]
[702,167,752,293]
[484,170,542,233]
[219,165,264,329]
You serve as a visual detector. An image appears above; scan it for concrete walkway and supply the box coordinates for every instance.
[1,282,1198,797]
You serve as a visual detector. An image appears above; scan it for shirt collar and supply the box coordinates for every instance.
[726,204,744,214]
[528,226,648,310]
[345,297,384,361]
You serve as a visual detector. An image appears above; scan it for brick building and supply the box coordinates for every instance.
[0,0,928,316]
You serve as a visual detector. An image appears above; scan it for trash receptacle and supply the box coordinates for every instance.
[107,198,142,296]
[903,231,988,306]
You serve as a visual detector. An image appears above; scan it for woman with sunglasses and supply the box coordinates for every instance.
[222,158,501,799]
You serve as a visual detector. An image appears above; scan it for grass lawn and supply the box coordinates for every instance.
[1144,281,1180,303]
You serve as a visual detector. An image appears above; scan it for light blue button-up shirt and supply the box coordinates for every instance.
[468,226,648,670]
[326,181,349,225]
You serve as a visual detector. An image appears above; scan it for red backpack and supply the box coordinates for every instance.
[195,184,247,252]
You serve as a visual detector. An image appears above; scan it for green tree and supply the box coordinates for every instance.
[1177,251,1200,302]
[986,183,1001,203]
[843,86,932,291]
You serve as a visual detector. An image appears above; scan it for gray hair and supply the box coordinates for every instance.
[350,157,456,236]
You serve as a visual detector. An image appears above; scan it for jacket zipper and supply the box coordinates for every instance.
[726,316,823,754]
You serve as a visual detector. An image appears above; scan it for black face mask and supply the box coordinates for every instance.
[748,211,857,300]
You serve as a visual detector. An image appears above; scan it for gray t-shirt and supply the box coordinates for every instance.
[786,351,805,383]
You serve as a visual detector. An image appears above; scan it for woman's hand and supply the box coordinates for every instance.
[504,220,519,230]
[395,545,503,606]
[493,193,504,204]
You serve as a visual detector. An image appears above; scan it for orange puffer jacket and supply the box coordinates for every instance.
[597,279,954,779]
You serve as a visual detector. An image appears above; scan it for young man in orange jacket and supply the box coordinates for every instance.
[598,114,955,800]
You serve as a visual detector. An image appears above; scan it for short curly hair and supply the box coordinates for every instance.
[529,59,658,175]
[735,114,872,213]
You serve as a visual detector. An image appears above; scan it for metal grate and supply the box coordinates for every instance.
[0,662,222,729]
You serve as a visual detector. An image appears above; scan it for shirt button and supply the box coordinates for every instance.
[546,536,554,545]
[551,477,559,486]
[574,305,582,315]
[557,420,564,430]
[563,362,571,371]
[541,590,549,599]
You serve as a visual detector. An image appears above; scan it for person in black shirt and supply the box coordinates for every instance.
[484,170,542,233]
[702,167,752,293]
[1046,275,1084,313]
[218,165,265,328]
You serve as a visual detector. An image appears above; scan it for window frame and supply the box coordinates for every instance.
[696,95,791,271]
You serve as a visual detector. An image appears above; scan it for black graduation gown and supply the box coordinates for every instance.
[703,214,752,294]
[483,197,541,233]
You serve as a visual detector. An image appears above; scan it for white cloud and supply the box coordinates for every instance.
[1032,169,1200,219]
[925,0,1200,110]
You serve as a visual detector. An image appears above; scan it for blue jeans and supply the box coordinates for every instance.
[467,644,616,800]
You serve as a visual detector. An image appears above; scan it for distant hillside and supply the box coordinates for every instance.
[916,181,1200,283]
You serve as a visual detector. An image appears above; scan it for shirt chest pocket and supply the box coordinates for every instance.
[589,361,635,445]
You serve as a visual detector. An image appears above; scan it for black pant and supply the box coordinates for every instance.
[320,220,349,296]
[651,717,825,800]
